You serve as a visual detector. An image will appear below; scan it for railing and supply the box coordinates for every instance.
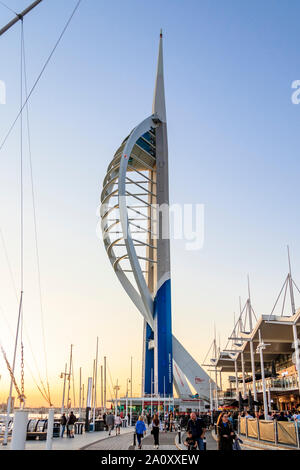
[239,417,300,448]
[245,376,299,393]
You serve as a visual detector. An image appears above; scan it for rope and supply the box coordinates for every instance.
[0,304,51,405]
[21,20,52,406]
[0,345,25,403]
[0,0,83,153]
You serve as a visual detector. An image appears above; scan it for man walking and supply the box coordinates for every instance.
[106,412,115,436]
[187,412,206,450]
[67,411,77,438]
[60,413,67,437]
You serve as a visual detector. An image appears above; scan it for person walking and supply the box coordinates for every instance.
[169,411,174,432]
[187,412,206,450]
[106,412,115,436]
[115,414,122,435]
[67,411,77,438]
[151,413,160,449]
[146,412,152,428]
[135,416,147,450]
[217,413,235,451]
[60,413,67,438]
[103,412,107,430]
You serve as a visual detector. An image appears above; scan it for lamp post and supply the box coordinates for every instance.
[256,329,270,420]
[114,381,120,418]
[60,363,68,415]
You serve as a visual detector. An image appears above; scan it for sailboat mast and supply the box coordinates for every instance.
[0,0,43,37]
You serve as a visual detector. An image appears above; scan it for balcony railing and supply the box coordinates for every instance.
[245,376,299,393]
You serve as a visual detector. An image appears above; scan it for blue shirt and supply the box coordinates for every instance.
[136,420,146,434]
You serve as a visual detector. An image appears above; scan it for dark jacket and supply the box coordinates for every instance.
[217,421,235,451]
[61,415,67,426]
[67,413,77,425]
[187,418,206,439]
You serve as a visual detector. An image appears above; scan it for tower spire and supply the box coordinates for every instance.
[153,29,167,122]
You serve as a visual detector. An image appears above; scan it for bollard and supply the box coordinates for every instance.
[203,436,207,451]
[178,428,181,444]
[133,432,136,447]
[11,410,29,450]
[46,408,55,450]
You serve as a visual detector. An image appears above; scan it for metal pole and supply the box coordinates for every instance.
[3,292,23,446]
[93,337,99,428]
[258,330,269,420]
[130,357,133,426]
[10,409,28,450]
[241,352,246,398]
[67,344,72,409]
[249,340,257,402]
[214,367,219,410]
[247,279,258,405]
[115,380,119,418]
[151,368,153,416]
[92,359,95,424]
[82,383,85,411]
[45,408,55,450]
[79,367,82,419]
[104,356,107,413]
[130,396,132,427]
[209,378,213,411]
[292,324,300,396]
[100,365,103,411]
[61,363,67,415]
[0,0,43,37]
[234,358,239,399]
[126,381,128,425]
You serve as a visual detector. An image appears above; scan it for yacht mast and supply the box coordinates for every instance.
[0,0,43,37]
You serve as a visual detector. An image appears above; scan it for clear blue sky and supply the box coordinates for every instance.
[0,0,300,405]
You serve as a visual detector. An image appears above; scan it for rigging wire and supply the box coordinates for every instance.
[0,300,51,405]
[21,20,51,406]
[0,0,83,152]
[0,1,17,15]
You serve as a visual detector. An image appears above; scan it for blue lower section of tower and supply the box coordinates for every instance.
[144,323,154,395]
[154,279,173,396]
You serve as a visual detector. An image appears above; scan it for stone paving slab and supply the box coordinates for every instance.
[83,431,135,450]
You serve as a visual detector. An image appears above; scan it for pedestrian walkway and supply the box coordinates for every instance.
[1,426,134,451]
[83,430,135,450]
[138,432,177,450]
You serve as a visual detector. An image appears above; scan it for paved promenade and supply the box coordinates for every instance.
[1,426,134,451]
[84,431,179,451]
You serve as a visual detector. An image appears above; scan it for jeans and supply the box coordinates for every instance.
[137,433,143,447]
[197,438,204,450]
[61,425,66,437]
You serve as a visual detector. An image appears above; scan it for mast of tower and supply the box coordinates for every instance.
[153,30,173,397]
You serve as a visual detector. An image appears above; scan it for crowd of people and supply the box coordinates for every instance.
[59,406,300,449]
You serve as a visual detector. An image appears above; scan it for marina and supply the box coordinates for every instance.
[0,0,300,456]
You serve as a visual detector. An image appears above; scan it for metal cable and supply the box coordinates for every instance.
[21,21,52,406]
[0,1,17,15]
[0,0,83,152]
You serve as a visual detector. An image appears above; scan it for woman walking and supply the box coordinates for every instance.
[217,413,235,451]
[135,416,147,450]
[152,413,160,449]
